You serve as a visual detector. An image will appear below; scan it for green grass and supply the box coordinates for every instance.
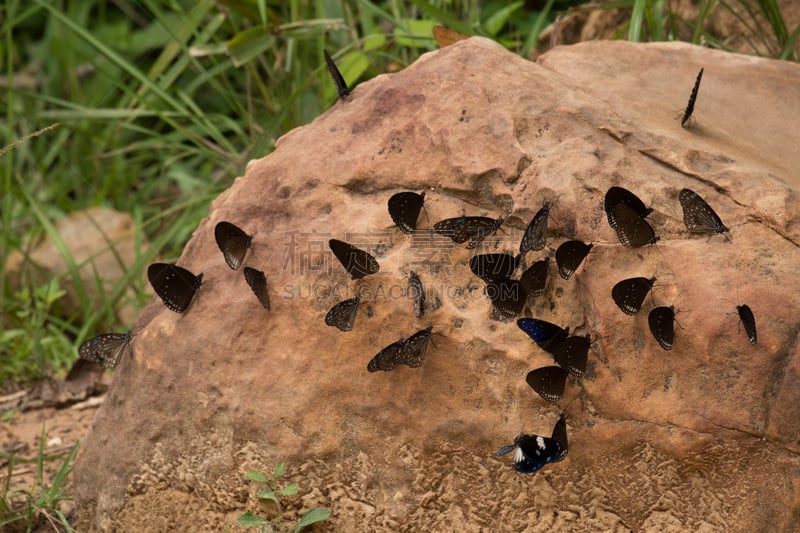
[1,0,797,386]
[0,425,78,532]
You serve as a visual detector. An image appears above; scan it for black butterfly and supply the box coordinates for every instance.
[519,257,549,297]
[526,366,568,403]
[555,241,592,280]
[367,338,404,372]
[78,331,133,369]
[604,187,652,230]
[389,192,425,234]
[736,304,757,345]
[553,334,590,377]
[433,216,504,249]
[496,415,568,473]
[396,326,433,368]
[681,67,704,127]
[243,267,270,310]
[611,276,656,315]
[214,221,253,270]
[323,49,350,99]
[325,296,360,331]
[486,279,526,317]
[520,202,551,253]
[147,263,203,313]
[610,203,658,248]
[517,318,570,356]
[679,188,729,237]
[469,252,521,283]
[329,239,380,280]
[648,306,675,350]
[409,271,425,318]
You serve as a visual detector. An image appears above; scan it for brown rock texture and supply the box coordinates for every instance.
[74,39,800,532]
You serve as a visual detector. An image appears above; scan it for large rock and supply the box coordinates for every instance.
[75,39,800,532]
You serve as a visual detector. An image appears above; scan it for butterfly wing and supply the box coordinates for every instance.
[553,335,590,377]
[737,304,757,345]
[324,297,360,331]
[604,187,651,229]
[214,221,252,270]
[396,326,433,368]
[519,257,549,297]
[388,192,425,234]
[517,318,569,355]
[611,203,658,248]
[513,434,564,473]
[550,414,569,462]
[525,366,568,403]
[520,203,550,253]
[409,272,425,318]
[469,253,519,283]
[367,339,404,372]
[243,267,270,310]
[323,49,350,99]
[329,239,380,280]
[78,331,132,369]
[679,188,729,235]
[147,263,203,313]
[555,241,592,280]
[487,279,526,317]
[434,217,503,248]
[648,306,675,350]
[611,276,655,315]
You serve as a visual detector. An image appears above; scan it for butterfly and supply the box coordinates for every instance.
[78,331,133,369]
[367,338,404,372]
[517,318,570,356]
[486,279,526,317]
[678,188,729,237]
[408,271,425,318]
[433,216,505,249]
[147,263,203,313]
[433,25,469,47]
[526,366,568,403]
[329,239,380,280]
[611,276,656,315]
[520,202,551,253]
[610,203,659,248]
[648,306,675,350]
[553,334,590,377]
[519,257,549,297]
[604,187,652,230]
[214,221,253,270]
[555,241,592,280]
[469,252,521,283]
[325,296,360,331]
[736,304,757,345]
[496,414,568,473]
[388,192,425,234]
[323,49,350,99]
[681,67,704,127]
[243,267,270,310]
[395,326,433,368]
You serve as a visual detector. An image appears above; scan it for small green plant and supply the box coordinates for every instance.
[236,462,330,533]
[0,424,78,532]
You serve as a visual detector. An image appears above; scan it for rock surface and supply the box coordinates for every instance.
[75,39,800,532]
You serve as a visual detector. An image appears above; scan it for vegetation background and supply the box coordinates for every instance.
[0,0,797,529]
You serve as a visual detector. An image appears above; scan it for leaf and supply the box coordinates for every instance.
[394,19,437,48]
[226,27,276,67]
[274,462,286,478]
[237,512,269,527]
[257,489,278,503]
[245,471,268,483]
[279,483,298,496]
[482,1,524,37]
[292,508,332,532]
